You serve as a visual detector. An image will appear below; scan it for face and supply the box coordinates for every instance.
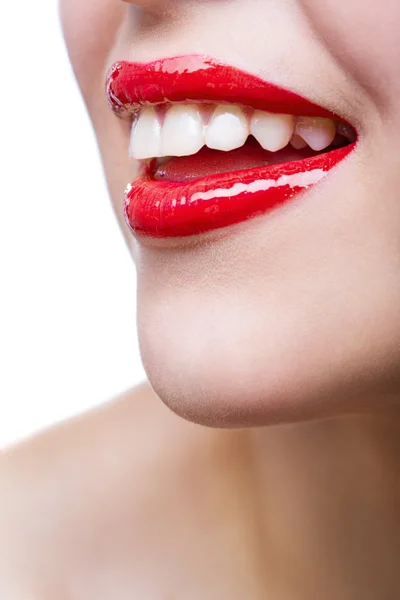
[61,0,400,426]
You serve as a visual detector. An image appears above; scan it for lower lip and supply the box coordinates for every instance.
[124,144,355,238]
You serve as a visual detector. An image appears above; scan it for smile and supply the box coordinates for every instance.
[106,55,357,238]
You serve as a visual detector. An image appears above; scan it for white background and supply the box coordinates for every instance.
[0,1,146,447]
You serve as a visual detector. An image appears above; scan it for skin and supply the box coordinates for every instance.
[63,0,400,427]
[1,1,400,598]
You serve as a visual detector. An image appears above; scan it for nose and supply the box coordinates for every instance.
[122,0,179,10]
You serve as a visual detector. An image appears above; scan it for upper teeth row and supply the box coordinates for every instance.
[129,103,338,160]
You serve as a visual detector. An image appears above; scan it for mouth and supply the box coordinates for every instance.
[106,55,357,238]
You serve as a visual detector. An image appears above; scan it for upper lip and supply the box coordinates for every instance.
[106,54,348,124]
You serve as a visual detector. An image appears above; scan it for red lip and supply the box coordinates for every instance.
[106,55,356,238]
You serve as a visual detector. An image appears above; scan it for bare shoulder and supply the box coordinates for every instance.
[0,381,246,532]
[0,381,238,486]
[0,384,253,597]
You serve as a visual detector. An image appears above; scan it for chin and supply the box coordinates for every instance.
[139,331,400,429]
[136,234,400,428]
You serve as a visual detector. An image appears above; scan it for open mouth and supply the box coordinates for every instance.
[106,55,357,238]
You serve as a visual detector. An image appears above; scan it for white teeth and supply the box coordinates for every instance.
[295,117,336,151]
[290,134,308,150]
[205,104,249,152]
[129,106,162,160]
[129,104,341,160]
[250,111,294,152]
[162,104,205,157]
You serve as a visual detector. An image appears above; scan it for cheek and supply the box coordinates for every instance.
[60,0,131,230]
[60,0,124,105]
[301,0,400,110]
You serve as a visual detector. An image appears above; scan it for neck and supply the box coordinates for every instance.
[249,413,400,599]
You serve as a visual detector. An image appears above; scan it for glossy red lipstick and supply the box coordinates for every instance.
[106,55,356,238]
